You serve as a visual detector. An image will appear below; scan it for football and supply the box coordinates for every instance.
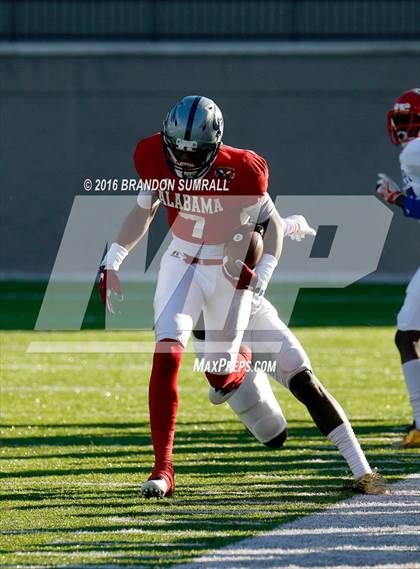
[223,225,263,276]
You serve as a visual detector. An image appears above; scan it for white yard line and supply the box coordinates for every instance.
[178,474,420,569]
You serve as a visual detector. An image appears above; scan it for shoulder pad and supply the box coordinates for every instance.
[400,138,420,197]
[400,138,420,175]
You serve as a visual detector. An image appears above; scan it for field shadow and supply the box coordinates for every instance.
[2,419,417,481]
[2,419,419,567]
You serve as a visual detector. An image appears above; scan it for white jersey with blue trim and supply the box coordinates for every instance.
[399,137,420,198]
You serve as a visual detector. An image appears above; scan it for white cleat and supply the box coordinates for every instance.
[141,478,169,499]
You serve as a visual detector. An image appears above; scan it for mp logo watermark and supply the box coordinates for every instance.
[31,195,392,353]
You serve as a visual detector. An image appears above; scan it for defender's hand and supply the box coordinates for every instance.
[99,268,123,314]
[376,173,402,204]
[236,260,259,291]
[284,215,317,242]
[222,261,259,291]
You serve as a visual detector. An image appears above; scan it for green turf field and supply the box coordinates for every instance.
[1,327,419,567]
[0,281,406,329]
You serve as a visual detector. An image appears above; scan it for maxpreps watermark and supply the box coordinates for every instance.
[35,194,393,332]
[193,357,277,374]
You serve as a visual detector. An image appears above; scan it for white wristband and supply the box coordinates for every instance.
[255,253,278,289]
[101,242,128,271]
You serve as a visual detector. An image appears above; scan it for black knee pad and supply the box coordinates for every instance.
[395,329,406,350]
[264,428,288,449]
[289,369,320,405]
[395,329,420,361]
[395,329,420,348]
[192,329,205,341]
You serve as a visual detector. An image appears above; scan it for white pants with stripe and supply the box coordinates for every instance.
[154,237,252,371]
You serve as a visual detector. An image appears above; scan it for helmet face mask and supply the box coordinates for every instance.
[162,133,220,179]
[162,96,224,179]
[387,88,420,145]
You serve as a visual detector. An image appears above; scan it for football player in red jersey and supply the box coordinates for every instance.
[99,96,314,497]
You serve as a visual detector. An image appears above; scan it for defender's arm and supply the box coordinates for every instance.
[259,207,284,260]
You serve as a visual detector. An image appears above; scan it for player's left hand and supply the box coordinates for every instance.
[376,173,402,204]
[284,215,317,241]
[98,268,124,314]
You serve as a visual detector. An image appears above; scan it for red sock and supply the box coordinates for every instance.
[205,345,252,392]
[148,339,184,491]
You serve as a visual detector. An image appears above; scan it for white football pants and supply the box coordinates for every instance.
[397,267,420,331]
[154,238,252,371]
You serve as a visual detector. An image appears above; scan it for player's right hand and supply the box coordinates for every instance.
[98,268,123,314]
[284,215,317,241]
[376,173,402,204]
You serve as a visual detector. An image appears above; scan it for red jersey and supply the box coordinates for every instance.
[134,133,269,245]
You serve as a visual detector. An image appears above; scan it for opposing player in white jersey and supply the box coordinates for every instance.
[194,223,387,495]
[376,88,420,448]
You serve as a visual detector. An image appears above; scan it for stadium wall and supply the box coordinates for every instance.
[1,42,419,279]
